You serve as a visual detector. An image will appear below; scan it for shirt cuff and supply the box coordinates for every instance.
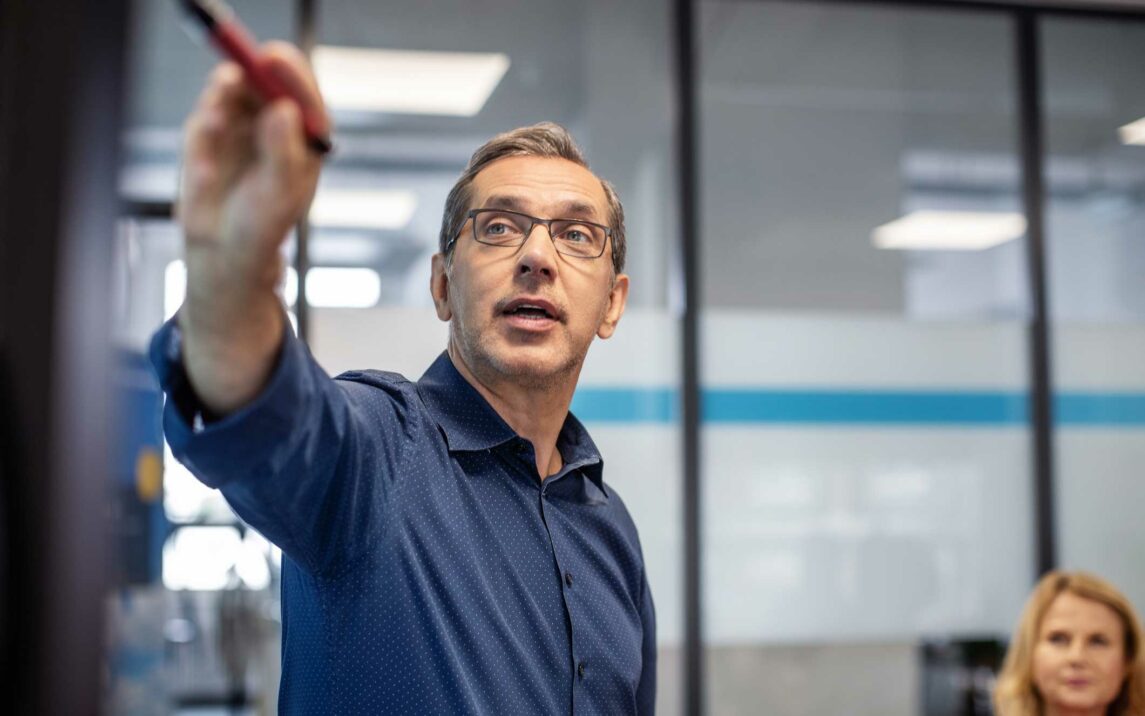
[148,314,310,488]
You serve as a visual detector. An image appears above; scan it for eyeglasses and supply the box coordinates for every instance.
[447,208,613,260]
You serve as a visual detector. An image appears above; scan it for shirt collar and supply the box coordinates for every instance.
[416,352,606,495]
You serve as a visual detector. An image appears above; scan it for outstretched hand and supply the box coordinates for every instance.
[178,41,329,273]
[176,42,331,415]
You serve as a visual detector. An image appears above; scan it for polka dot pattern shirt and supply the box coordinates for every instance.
[152,320,657,714]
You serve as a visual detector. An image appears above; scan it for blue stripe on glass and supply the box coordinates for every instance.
[704,390,1028,425]
[571,388,1145,426]
[570,388,679,423]
[1057,393,1145,426]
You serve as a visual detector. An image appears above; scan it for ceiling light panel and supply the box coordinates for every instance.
[1118,117,1145,146]
[309,188,417,230]
[872,210,1027,251]
[313,46,511,116]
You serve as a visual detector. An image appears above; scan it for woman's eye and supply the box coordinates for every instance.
[1048,632,1070,645]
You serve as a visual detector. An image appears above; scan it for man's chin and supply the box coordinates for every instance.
[496,351,568,377]
[486,345,580,386]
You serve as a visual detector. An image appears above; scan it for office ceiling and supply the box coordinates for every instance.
[121,0,1145,316]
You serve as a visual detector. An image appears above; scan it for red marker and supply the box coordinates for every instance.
[179,0,333,155]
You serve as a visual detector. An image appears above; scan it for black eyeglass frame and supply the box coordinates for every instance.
[445,208,614,259]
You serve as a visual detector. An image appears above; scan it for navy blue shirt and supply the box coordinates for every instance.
[151,319,656,714]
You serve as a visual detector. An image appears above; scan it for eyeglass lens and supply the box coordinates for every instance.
[472,210,606,258]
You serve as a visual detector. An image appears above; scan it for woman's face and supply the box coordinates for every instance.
[1032,591,1129,716]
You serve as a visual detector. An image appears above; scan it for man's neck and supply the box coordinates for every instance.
[446,348,579,480]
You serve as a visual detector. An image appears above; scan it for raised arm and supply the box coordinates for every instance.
[176,43,329,415]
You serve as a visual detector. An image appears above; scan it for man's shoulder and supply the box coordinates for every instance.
[334,368,413,389]
[332,369,427,414]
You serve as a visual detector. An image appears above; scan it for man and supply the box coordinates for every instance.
[151,43,656,713]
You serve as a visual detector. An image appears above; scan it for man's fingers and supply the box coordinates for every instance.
[259,42,331,137]
[178,44,326,250]
[256,99,306,178]
[186,45,329,171]
[211,62,264,115]
[189,64,260,150]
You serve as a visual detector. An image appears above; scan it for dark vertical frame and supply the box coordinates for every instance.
[673,0,705,713]
[1015,9,1058,575]
[0,0,128,712]
[293,0,320,344]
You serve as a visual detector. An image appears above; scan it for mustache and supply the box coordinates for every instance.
[492,294,567,319]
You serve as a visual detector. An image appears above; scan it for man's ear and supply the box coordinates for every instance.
[597,273,629,339]
[430,253,452,321]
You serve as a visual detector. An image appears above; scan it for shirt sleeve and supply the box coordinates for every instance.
[635,567,658,714]
[149,316,416,576]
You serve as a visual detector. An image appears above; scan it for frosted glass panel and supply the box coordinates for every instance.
[1042,16,1145,611]
[698,3,1031,713]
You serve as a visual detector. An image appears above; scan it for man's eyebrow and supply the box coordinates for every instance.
[479,195,603,221]
[482,195,527,211]
[553,201,601,220]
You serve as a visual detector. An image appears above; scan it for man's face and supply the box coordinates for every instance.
[431,155,628,390]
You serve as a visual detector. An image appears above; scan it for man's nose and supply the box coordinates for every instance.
[516,223,559,278]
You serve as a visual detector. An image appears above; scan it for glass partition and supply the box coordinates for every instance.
[1041,16,1145,609]
[698,3,1032,713]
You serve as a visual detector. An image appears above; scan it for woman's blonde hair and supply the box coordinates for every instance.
[994,570,1145,716]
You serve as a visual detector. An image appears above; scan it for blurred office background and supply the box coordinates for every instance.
[4,0,1145,713]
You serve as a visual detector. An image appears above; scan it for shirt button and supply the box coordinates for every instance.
[577,661,586,679]
[564,571,574,587]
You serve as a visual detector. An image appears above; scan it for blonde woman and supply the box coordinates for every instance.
[995,570,1145,716]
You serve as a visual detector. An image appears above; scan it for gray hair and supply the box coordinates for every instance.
[437,122,626,275]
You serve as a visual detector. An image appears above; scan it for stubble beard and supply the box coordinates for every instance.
[451,318,587,392]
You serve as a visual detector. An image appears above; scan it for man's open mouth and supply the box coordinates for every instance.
[501,298,560,321]
[505,305,555,319]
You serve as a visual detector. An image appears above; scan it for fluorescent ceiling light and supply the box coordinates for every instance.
[309,188,417,230]
[1118,117,1145,145]
[304,267,382,309]
[173,261,377,314]
[872,210,1026,251]
[313,46,510,116]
